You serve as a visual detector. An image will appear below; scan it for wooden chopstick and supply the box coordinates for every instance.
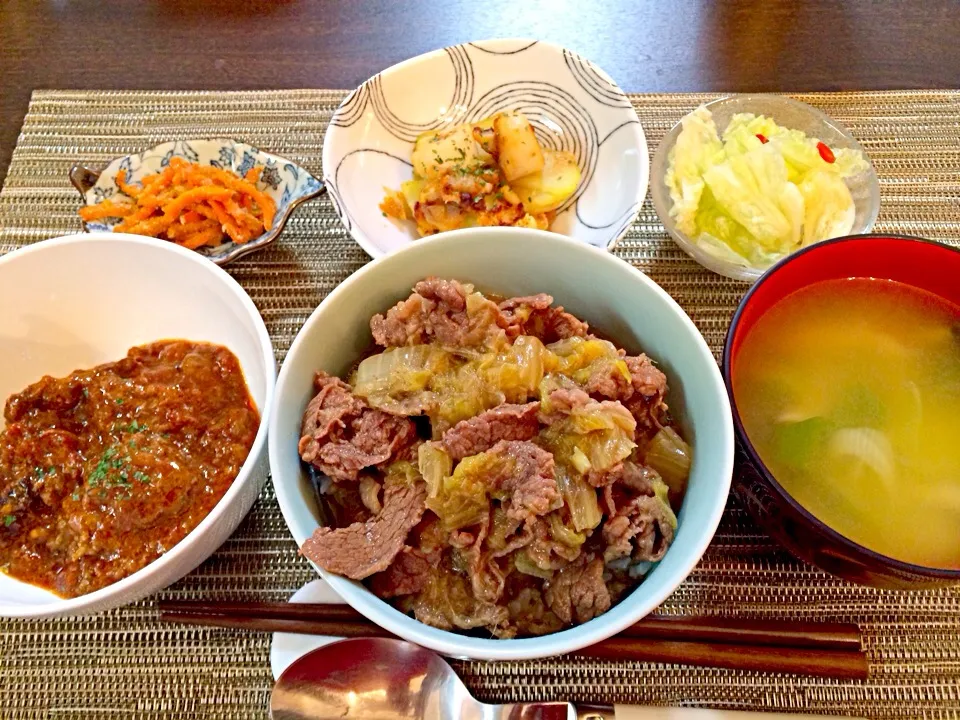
[158,600,862,651]
[158,602,868,680]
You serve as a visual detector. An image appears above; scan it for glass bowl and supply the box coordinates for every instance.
[651,94,880,283]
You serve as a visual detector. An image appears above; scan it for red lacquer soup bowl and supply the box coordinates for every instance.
[723,234,960,589]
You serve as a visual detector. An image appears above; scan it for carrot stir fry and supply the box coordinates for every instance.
[78,157,277,249]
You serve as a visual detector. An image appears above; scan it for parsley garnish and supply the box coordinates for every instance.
[115,398,124,405]
[88,447,117,487]
[3,515,14,527]
[86,445,143,495]
[127,420,147,433]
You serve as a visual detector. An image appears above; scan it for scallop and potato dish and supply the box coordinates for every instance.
[380,112,582,236]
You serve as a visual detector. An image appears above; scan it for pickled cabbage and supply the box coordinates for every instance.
[666,106,869,269]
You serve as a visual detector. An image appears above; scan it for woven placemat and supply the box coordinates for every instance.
[1,89,959,720]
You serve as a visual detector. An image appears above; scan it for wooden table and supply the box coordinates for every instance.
[1,0,958,184]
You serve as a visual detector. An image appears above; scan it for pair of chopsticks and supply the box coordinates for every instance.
[158,600,869,680]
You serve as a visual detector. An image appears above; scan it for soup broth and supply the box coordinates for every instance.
[733,278,960,569]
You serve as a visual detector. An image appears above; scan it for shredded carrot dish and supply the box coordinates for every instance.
[78,157,277,249]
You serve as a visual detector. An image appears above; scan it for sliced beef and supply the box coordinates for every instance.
[622,355,668,430]
[4,375,85,425]
[0,425,83,513]
[538,387,591,424]
[368,546,432,598]
[301,481,427,580]
[583,358,633,400]
[412,569,510,633]
[586,460,659,492]
[540,389,637,442]
[525,513,583,571]
[370,277,509,348]
[602,494,676,564]
[578,353,668,433]
[454,513,509,604]
[490,514,536,558]
[507,587,565,637]
[315,410,418,480]
[298,372,365,449]
[484,440,561,522]
[544,554,611,624]
[499,293,589,343]
[440,402,540,460]
[298,371,417,481]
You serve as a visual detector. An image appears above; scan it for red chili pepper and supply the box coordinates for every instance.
[817,141,836,163]
[756,133,768,144]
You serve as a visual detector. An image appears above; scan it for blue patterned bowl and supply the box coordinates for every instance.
[322,39,648,258]
[70,139,324,266]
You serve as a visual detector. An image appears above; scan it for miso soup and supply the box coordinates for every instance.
[733,278,960,569]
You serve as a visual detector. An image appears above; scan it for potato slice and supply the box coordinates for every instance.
[411,124,483,179]
[511,150,582,213]
[494,111,545,182]
[400,179,424,209]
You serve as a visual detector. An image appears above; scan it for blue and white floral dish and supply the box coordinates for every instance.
[322,38,648,258]
[70,139,324,266]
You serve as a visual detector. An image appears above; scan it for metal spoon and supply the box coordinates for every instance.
[271,637,860,720]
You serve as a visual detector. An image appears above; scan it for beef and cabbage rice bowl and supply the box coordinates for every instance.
[297,278,692,638]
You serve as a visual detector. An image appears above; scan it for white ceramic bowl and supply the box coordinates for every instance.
[269,227,733,661]
[0,233,276,618]
[650,94,880,283]
[322,38,648,258]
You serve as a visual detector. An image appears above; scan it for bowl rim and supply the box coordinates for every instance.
[722,232,960,580]
[269,226,734,660]
[651,93,880,283]
[320,37,649,259]
[0,232,278,617]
